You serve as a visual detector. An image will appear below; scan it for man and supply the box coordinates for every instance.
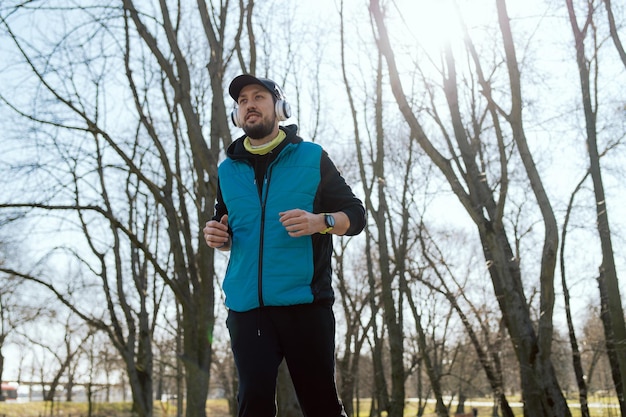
[203,74,365,417]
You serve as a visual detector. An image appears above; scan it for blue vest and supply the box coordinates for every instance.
[218,141,322,312]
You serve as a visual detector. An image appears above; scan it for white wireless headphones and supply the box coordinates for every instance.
[230,80,292,128]
[231,99,291,128]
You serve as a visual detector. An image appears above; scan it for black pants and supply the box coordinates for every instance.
[226,304,346,417]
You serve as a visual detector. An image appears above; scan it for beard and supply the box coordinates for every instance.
[243,112,276,139]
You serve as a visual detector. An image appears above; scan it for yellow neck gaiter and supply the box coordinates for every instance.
[244,130,286,155]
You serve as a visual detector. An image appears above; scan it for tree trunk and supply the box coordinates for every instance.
[372,50,405,417]
[0,348,4,401]
[480,231,568,417]
[181,296,213,417]
[565,1,626,413]
[561,173,592,417]
[126,356,153,417]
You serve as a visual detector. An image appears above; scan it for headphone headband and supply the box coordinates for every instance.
[229,75,291,127]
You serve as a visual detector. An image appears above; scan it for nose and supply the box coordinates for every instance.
[244,102,260,114]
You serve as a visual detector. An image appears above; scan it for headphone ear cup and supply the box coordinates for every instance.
[231,106,242,127]
[232,100,291,126]
[275,100,291,121]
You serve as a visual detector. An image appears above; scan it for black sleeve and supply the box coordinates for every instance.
[212,179,229,222]
[317,151,366,236]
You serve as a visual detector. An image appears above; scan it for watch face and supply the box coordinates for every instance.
[325,214,335,228]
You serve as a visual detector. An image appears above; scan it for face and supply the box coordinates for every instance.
[237,84,278,140]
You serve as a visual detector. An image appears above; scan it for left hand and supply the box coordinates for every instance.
[279,209,324,237]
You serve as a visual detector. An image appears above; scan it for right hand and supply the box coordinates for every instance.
[203,214,230,249]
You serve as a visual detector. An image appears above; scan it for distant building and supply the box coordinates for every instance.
[0,382,19,401]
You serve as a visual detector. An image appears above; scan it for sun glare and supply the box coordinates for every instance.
[391,0,493,55]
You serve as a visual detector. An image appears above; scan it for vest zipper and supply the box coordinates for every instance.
[258,187,266,310]
[258,167,273,310]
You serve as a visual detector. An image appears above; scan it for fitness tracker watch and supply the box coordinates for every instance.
[320,213,335,234]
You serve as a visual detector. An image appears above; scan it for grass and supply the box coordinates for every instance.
[0,399,232,417]
[0,397,620,417]
[0,401,138,417]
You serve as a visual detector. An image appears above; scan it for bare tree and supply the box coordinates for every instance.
[339,1,408,410]
[368,0,570,414]
[0,264,56,399]
[333,239,373,417]
[413,225,516,417]
[0,1,240,415]
[403,284,448,417]
[13,313,95,405]
[210,339,237,417]
[580,307,613,393]
[565,1,626,414]
[0,273,16,396]
[0,270,43,399]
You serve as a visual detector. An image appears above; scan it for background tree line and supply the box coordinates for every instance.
[0,1,624,417]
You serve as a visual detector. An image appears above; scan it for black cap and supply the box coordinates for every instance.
[228,74,284,102]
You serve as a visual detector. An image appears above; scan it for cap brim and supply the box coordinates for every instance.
[229,74,273,101]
